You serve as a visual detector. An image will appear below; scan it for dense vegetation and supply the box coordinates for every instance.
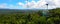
[0,8,60,24]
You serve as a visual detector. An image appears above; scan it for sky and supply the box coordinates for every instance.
[0,0,60,9]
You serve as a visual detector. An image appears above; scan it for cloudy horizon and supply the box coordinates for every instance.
[0,0,60,9]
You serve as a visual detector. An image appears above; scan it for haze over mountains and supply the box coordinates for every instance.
[0,8,42,14]
[0,8,57,14]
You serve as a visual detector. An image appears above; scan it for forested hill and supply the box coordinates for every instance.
[0,8,60,24]
[48,8,60,17]
[0,9,43,14]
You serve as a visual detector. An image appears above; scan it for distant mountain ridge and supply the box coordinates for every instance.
[0,9,41,14]
[0,8,50,14]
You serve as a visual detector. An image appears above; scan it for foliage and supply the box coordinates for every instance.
[0,8,60,24]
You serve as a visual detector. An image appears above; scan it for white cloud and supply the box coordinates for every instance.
[0,3,8,8]
[18,2,24,6]
[8,5,19,9]
[18,0,60,9]
[0,3,19,9]
[18,0,47,9]
[18,0,46,9]
[45,0,60,9]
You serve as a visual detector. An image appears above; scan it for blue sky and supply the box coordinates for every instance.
[0,0,26,4]
[0,0,60,9]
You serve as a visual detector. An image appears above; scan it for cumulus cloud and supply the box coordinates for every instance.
[0,3,8,8]
[45,0,60,9]
[18,0,60,9]
[0,3,19,9]
[18,0,47,9]
[8,5,19,9]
